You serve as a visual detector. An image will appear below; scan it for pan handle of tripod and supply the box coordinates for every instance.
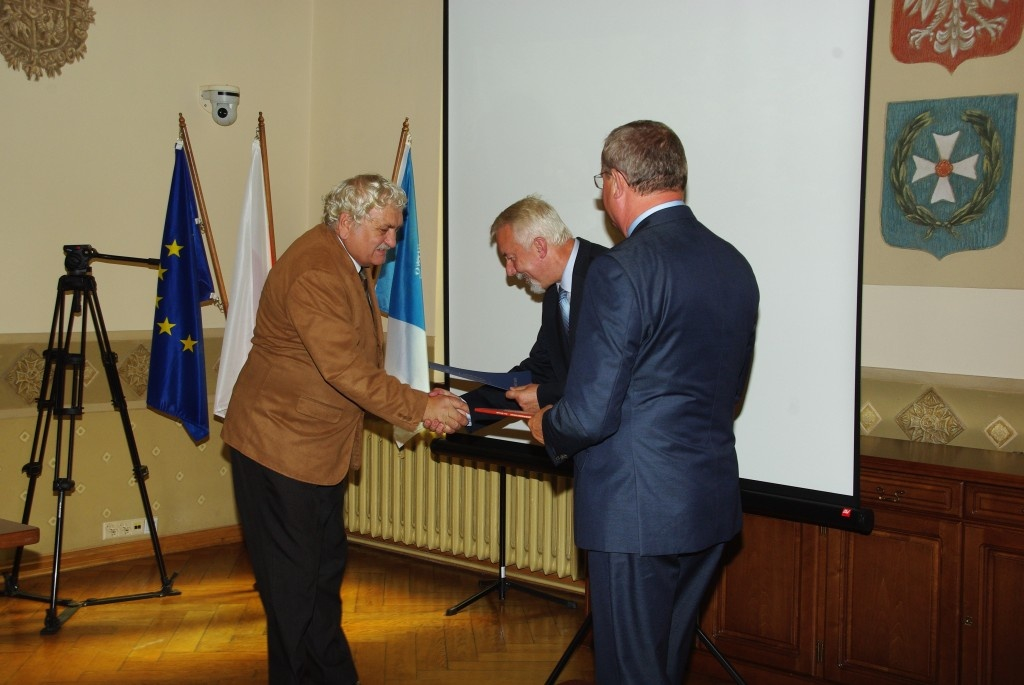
[93,252,161,268]
[62,245,160,273]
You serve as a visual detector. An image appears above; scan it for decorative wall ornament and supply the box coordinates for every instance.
[860,402,882,434]
[120,344,151,398]
[892,0,1023,73]
[985,415,1017,449]
[895,388,965,444]
[5,348,45,404]
[881,94,1017,259]
[0,0,96,80]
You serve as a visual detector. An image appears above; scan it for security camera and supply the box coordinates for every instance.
[200,85,240,126]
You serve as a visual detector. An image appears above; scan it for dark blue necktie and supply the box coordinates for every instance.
[558,286,570,335]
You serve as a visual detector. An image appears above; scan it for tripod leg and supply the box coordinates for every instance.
[41,284,90,633]
[545,612,591,685]
[4,288,65,593]
[444,580,502,616]
[5,448,46,596]
[84,288,179,596]
[696,626,747,685]
[43,478,81,635]
[446,466,509,615]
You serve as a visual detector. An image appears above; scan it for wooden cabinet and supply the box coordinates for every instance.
[692,445,1024,685]
[824,507,961,685]
[701,515,824,677]
[961,482,1024,685]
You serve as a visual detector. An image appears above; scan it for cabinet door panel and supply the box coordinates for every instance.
[862,469,962,516]
[962,524,1024,685]
[702,514,822,676]
[825,510,960,685]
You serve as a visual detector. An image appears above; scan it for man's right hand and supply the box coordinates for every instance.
[423,388,470,434]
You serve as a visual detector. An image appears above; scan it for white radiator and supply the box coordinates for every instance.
[344,422,581,580]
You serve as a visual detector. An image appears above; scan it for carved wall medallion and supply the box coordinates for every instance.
[895,388,965,445]
[120,344,151,398]
[5,348,45,404]
[0,0,96,80]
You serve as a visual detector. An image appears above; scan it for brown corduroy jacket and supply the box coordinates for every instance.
[221,223,427,485]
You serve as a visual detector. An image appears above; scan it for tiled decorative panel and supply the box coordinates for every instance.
[861,368,1023,455]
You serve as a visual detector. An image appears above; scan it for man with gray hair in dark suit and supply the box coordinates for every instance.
[461,194,608,427]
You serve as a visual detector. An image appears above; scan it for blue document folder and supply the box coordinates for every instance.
[428,363,531,391]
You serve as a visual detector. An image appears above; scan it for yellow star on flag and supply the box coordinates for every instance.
[180,335,198,352]
[157,317,175,335]
[165,240,184,258]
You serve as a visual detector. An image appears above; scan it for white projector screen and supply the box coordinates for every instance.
[444,0,873,527]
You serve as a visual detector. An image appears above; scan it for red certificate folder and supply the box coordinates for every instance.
[473,407,532,420]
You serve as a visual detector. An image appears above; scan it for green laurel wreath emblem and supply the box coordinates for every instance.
[888,109,1004,239]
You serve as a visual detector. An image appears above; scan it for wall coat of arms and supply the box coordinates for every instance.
[0,0,96,80]
[892,0,1023,72]
[881,94,1017,259]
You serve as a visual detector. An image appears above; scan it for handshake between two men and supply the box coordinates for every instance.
[426,382,551,446]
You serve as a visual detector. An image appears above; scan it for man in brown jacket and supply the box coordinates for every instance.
[222,174,467,685]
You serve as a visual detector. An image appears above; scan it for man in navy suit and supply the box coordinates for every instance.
[529,121,759,684]
[461,195,607,426]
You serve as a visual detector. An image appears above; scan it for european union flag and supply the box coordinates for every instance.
[147,143,215,442]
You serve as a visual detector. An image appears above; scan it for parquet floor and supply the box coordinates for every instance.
[1,542,732,684]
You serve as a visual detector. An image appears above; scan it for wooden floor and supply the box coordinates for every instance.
[1,541,732,684]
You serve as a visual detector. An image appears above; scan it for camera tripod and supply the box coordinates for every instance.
[2,245,180,634]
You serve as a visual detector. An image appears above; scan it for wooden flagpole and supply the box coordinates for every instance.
[375,117,412,287]
[391,117,410,184]
[257,112,277,263]
[178,113,229,315]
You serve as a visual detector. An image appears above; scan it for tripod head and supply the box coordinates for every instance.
[63,245,98,276]
[62,244,161,276]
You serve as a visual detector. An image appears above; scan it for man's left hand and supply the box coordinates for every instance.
[528,405,550,445]
[506,384,541,414]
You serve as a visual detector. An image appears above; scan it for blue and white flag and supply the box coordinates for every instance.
[148,142,215,442]
[377,138,429,446]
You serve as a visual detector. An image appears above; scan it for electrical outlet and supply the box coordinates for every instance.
[101,517,155,541]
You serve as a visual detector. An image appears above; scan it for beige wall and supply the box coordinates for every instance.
[1,0,315,335]
[308,0,445,346]
[1,0,1021,562]
[0,0,444,335]
[309,2,444,336]
[0,0,445,560]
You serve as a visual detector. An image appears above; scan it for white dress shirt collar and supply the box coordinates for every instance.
[627,200,686,237]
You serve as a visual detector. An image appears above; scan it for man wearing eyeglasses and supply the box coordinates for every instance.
[530,121,760,684]
[461,194,608,428]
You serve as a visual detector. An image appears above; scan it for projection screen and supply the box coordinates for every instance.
[444,0,874,528]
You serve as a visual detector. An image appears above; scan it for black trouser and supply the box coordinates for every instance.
[231,449,358,685]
